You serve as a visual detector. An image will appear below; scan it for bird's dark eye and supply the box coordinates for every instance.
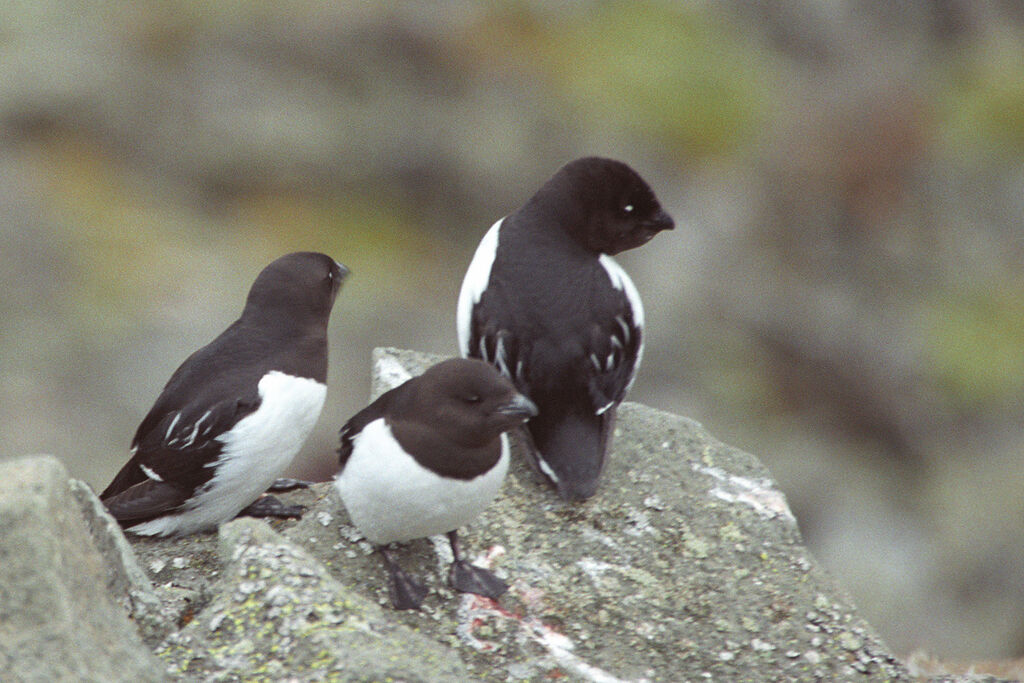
[463,394,481,404]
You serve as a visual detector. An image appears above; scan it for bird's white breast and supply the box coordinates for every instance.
[457,217,503,357]
[129,370,326,536]
[334,418,509,545]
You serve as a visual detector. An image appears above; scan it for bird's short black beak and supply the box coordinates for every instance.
[335,261,352,281]
[642,207,674,232]
[499,393,539,419]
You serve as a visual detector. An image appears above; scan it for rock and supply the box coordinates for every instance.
[132,347,919,680]
[68,477,170,646]
[0,455,167,683]
[157,517,469,682]
[7,350,1002,681]
[320,347,916,680]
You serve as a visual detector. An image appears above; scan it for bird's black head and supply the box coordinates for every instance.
[243,252,349,325]
[413,358,538,448]
[537,156,674,255]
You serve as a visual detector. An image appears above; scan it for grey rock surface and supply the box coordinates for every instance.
[157,517,469,682]
[3,350,1008,682]
[124,347,916,681]
[351,348,914,681]
[0,455,167,683]
[68,477,170,646]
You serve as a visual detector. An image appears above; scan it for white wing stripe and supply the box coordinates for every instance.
[615,315,631,345]
[494,335,510,379]
[164,412,181,442]
[180,425,198,448]
[193,410,212,433]
[599,254,645,377]
[599,255,645,329]
[139,464,163,482]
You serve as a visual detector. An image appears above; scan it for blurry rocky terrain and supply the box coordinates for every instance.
[1,0,1023,665]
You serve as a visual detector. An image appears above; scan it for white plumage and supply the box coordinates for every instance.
[457,217,503,358]
[128,371,326,536]
[598,252,645,398]
[334,418,509,545]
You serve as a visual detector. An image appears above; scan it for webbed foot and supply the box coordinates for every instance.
[238,495,305,519]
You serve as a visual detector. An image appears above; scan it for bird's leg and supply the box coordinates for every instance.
[380,546,428,610]
[237,495,305,519]
[447,530,508,599]
[266,478,314,492]
[238,477,313,518]
[512,424,549,484]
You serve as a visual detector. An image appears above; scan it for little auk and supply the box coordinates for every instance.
[100,251,348,536]
[334,357,537,609]
[457,156,673,500]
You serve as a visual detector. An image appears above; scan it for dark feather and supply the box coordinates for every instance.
[101,479,193,522]
[458,157,671,500]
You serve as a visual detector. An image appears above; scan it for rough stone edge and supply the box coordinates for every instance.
[68,478,171,643]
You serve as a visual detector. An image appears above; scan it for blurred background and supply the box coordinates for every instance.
[2,0,1023,664]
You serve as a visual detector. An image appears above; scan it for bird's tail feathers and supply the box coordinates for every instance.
[527,407,614,501]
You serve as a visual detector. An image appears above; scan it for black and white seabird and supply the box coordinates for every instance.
[100,251,348,536]
[457,156,674,501]
[334,358,537,610]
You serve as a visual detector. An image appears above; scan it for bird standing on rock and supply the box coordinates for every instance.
[101,252,348,536]
[334,358,537,610]
[457,157,673,500]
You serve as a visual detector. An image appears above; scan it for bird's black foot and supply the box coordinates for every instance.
[238,495,305,519]
[450,560,508,599]
[380,547,428,610]
[445,529,507,599]
[266,478,314,492]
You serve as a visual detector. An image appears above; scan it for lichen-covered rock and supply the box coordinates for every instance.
[0,455,167,683]
[126,347,920,681]
[10,350,1006,681]
[315,347,913,681]
[156,517,469,682]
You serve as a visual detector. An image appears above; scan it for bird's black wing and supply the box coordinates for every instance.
[100,395,261,513]
[581,299,642,416]
[469,317,530,394]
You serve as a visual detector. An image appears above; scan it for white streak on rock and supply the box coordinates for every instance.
[455,549,648,683]
[695,464,796,522]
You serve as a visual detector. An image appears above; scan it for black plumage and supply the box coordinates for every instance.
[457,157,673,500]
